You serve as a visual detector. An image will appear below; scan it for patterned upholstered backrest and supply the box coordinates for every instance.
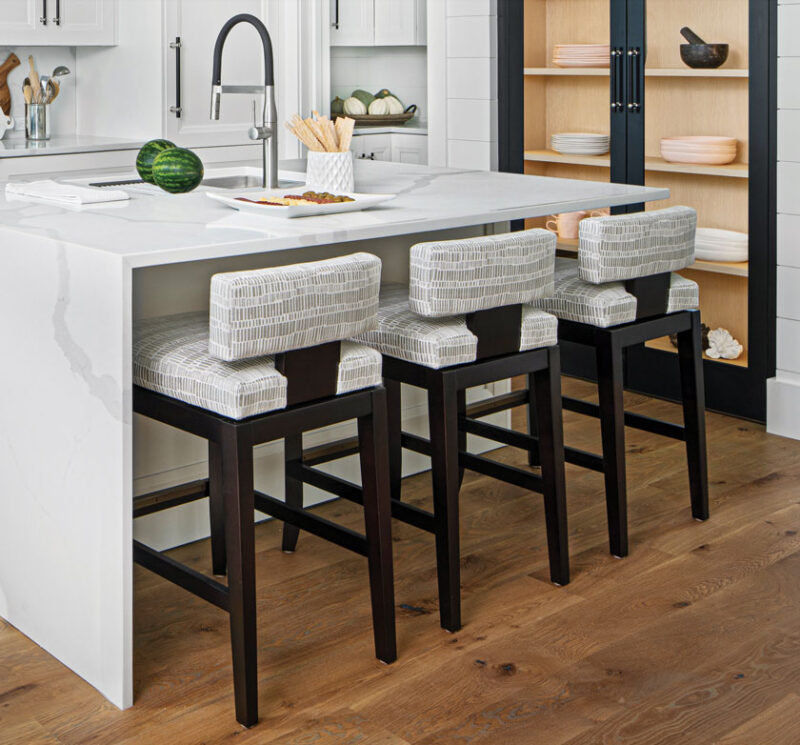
[208,252,381,361]
[408,229,556,318]
[577,205,697,284]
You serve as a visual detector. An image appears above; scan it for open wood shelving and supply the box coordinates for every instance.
[524,67,749,78]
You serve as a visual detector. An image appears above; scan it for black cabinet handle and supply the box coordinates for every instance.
[169,37,182,118]
[610,48,624,112]
[40,0,48,25]
[52,0,60,25]
[627,47,641,113]
[332,0,339,29]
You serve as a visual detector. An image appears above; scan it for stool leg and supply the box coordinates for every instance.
[358,387,397,663]
[527,373,541,467]
[429,374,462,632]
[596,332,628,558]
[457,389,467,488]
[281,435,303,553]
[533,346,570,586]
[209,439,227,576]
[385,378,403,503]
[677,311,710,521]
[221,427,258,728]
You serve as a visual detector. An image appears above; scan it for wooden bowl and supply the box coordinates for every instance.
[680,43,729,69]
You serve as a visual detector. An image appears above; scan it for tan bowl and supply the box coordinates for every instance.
[661,136,737,165]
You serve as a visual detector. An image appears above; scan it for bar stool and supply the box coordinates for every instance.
[527,205,709,557]
[283,230,570,632]
[131,253,396,727]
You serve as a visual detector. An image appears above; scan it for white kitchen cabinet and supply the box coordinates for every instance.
[0,0,116,45]
[391,133,427,164]
[330,0,374,46]
[351,133,392,161]
[331,0,425,47]
[164,0,270,147]
[374,0,426,45]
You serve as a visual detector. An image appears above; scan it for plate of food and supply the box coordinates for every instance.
[206,188,395,218]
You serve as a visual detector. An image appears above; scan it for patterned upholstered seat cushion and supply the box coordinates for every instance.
[409,229,556,317]
[209,252,381,361]
[134,312,382,420]
[532,258,699,328]
[355,284,558,369]
[578,205,697,284]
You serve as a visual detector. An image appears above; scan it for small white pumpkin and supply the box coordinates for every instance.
[343,96,367,115]
[383,95,404,115]
[368,97,390,116]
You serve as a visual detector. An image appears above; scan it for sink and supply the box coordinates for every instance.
[202,174,266,189]
[200,166,305,190]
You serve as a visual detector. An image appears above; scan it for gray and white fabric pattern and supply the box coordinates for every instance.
[134,312,382,420]
[356,284,558,369]
[533,258,699,328]
[408,229,556,317]
[209,252,381,361]
[578,205,697,284]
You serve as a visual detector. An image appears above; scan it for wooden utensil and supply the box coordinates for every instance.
[23,84,32,105]
[0,53,21,115]
[28,56,41,104]
[46,79,57,103]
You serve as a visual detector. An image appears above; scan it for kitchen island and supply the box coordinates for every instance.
[0,158,667,710]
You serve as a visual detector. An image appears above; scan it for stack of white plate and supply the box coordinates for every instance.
[551,133,610,155]
[694,228,748,262]
[553,44,610,68]
[661,136,738,165]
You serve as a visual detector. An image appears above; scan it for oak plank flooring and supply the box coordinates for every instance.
[1,378,799,744]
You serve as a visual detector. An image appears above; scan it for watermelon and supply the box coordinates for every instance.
[152,147,204,194]
[136,139,176,183]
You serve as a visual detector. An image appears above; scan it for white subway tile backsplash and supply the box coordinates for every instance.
[448,139,492,170]
[779,4,800,56]
[777,318,800,372]
[778,267,800,320]
[777,162,800,213]
[446,16,496,58]
[446,58,495,99]
[447,0,497,17]
[447,98,495,141]
[778,110,800,161]
[777,213,800,268]
[778,58,800,108]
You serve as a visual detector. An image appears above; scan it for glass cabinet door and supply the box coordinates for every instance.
[641,1,750,369]
[522,0,612,241]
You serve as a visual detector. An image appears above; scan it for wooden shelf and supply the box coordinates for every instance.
[646,336,748,367]
[688,259,749,277]
[524,149,749,178]
[524,67,748,78]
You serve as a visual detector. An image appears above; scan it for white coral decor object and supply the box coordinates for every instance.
[706,327,743,360]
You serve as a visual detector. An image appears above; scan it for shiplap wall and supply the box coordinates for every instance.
[767,0,800,437]
[428,0,498,170]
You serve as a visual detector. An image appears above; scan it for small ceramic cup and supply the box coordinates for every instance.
[545,210,587,240]
[305,150,355,193]
[0,113,14,140]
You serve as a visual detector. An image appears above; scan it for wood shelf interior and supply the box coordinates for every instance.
[523,0,750,367]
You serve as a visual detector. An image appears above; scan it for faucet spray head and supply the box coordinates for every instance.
[210,85,222,120]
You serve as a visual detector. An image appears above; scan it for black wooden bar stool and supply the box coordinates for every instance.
[131,253,396,727]
[519,205,708,557]
[283,230,570,632]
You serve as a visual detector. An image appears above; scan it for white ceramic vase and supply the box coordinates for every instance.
[306,150,355,193]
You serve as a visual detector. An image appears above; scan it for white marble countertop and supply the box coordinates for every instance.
[0,158,669,269]
[0,134,144,158]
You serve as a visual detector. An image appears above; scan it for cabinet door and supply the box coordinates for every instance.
[165,0,269,147]
[330,0,374,46]
[352,133,391,160]
[49,0,116,45]
[391,134,427,164]
[0,0,45,46]
[374,0,423,46]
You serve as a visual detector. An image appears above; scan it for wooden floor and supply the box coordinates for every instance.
[2,377,800,745]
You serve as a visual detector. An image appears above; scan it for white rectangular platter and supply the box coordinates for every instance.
[206,188,395,218]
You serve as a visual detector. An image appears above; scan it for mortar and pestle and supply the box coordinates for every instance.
[680,27,729,69]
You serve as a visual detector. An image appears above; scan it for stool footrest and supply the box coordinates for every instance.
[302,436,361,466]
[254,490,368,556]
[133,479,210,518]
[465,390,529,419]
[562,396,686,440]
[133,540,229,611]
